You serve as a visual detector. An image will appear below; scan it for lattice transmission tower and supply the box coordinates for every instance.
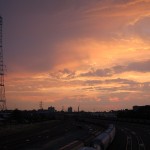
[0,16,7,110]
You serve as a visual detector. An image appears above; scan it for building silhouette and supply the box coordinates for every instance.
[68,107,72,113]
[48,106,55,112]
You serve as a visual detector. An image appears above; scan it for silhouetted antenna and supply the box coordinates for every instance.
[39,101,43,110]
[0,16,6,110]
[78,105,80,112]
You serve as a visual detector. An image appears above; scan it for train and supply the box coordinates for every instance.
[79,124,116,150]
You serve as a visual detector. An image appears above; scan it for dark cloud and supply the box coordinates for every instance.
[127,59,150,72]
[105,78,137,84]
[82,78,137,86]
[83,80,103,86]
[81,68,113,77]
[49,69,76,80]
[94,81,150,93]
[80,59,150,77]
[112,65,126,74]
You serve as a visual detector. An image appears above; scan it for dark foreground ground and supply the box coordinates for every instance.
[0,119,103,150]
[0,119,150,150]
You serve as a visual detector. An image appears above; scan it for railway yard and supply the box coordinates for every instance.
[0,117,150,150]
[0,119,103,150]
[109,122,150,150]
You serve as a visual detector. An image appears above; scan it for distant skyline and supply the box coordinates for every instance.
[0,0,150,111]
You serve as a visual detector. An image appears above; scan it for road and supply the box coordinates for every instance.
[108,121,150,150]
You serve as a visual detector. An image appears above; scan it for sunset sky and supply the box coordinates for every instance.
[0,0,150,111]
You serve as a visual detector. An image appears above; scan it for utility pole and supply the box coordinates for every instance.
[0,16,6,110]
[39,101,43,110]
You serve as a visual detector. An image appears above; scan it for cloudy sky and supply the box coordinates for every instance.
[0,0,150,111]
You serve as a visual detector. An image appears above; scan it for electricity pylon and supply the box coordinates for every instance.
[0,16,7,110]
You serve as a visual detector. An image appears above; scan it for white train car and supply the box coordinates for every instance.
[91,124,116,150]
[79,124,116,150]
